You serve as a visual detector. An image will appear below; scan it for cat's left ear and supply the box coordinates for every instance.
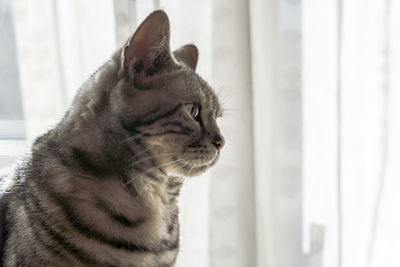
[173,44,198,70]
[122,10,174,79]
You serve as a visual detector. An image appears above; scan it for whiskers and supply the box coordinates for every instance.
[130,152,178,167]
[127,158,188,201]
[124,158,187,187]
[119,133,147,144]
[187,159,201,176]
[131,145,154,159]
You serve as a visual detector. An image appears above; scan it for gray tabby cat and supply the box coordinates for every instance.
[0,10,224,266]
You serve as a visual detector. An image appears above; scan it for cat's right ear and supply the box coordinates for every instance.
[121,10,174,79]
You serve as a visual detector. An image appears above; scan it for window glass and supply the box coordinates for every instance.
[0,0,26,167]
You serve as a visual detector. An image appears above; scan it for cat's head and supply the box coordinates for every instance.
[107,11,224,177]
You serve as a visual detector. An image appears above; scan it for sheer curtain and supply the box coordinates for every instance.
[303,1,400,267]
[8,0,400,267]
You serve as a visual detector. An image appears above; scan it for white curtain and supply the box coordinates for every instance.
[303,0,400,267]
[12,0,117,140]
[209,0,256,265]
[10,0,400,267]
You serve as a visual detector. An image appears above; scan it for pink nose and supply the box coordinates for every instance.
[212,139,225,151]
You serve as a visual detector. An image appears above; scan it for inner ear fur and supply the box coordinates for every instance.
[122,10,175,78]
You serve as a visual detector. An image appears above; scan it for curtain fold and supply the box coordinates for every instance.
[303,0,400,267]
[209,0,256,266]
[250,0,305,266]
[302,0,339,266]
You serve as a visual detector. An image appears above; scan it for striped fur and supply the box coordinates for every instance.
[0,11,224,266]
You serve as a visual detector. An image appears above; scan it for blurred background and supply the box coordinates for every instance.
[1,0,400,266]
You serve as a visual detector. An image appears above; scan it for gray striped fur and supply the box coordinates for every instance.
[0,10,224,266]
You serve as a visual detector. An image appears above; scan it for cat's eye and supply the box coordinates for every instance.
[186,104,199,119]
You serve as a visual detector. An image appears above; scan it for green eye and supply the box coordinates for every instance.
[186,104,199,119]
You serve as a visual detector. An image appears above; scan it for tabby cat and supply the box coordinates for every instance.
[0,10,224,266]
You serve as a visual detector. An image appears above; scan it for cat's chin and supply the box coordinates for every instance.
[167,167,206,178]
[167,154,220,178]
[166,167,199,178]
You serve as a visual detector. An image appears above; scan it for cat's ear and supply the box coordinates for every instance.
[173,44,198,70]
[122,10,174,78]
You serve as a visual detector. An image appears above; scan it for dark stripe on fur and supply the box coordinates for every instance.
[167,180,183,188]
[0,193,10,266]
[166,211,180,237]
[139,104,182,126]
[48,191,179,255]
[46,139,71,167]
[142,130,191,137]
[122,104,183,134]
[168,192,180,197]
[22,188,71,264]
[160,121,195,133]
[137,107,161,122]
[72,147,110,177]
[96,198,146,228]
[161,236,179,251]
[130,165,163,182]
[48,192,163,253]
[26,186,103,265]
[167,224,174,235]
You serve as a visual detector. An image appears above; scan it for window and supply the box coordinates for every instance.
[0,0,26,168]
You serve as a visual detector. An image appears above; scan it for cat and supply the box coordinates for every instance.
[0,10,224,266]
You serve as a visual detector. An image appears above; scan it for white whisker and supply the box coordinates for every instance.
[130,152,178,167]
[125,158,187,186]
[188,159,201,176]
[119,133,146,144]
[132,145,155,158]
[132,158,187,201]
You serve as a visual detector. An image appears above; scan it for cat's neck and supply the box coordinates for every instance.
[123,149,185,205]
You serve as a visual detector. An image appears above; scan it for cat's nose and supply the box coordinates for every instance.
[212,138,225,151]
